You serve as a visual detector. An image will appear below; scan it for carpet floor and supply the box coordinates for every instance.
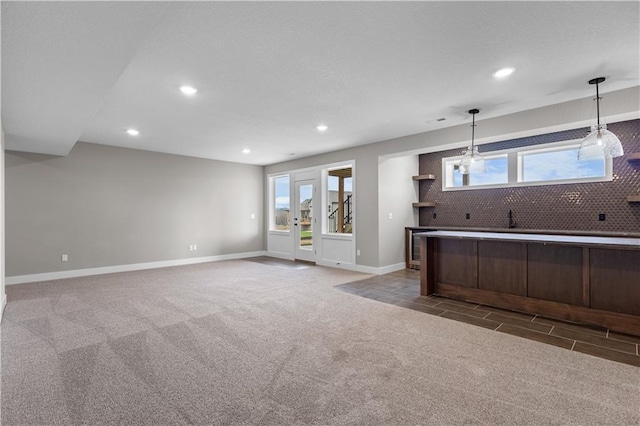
[336,269,640,367]
[1,258,639,425]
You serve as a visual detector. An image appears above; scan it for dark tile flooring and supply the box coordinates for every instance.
[335,269,640,367]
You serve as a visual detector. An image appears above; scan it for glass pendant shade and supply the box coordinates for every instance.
[459,146,486,174]
[458,108,485,175]
[577,77,624,161]
[577,124,624,160]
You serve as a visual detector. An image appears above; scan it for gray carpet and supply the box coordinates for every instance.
[1,258,639,425]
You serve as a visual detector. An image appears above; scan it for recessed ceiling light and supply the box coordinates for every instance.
[126,129,139,136]
[492,67,515,78]
[242,148,251,154]
[180,86,198,95]
[316,124,328,132]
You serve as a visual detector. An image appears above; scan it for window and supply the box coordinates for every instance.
[272,175,290,231]
[519,146,605,183]
[450,154,508,188]
[442,139,611,191]
[325,165,353,234]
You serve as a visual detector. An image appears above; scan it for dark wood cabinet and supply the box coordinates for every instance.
[419,231,640,335]
[478,241,527,296]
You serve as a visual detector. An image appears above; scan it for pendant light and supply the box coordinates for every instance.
[577,77,624,160]
[459,108,486,174]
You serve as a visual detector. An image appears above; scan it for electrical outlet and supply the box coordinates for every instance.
[193,244,197,251]
[466,213,471,220]
[357,249,361,256]
[388,213,393,220]
[432,213,437,219]
[61,254,68,262]
[189,245,194,251]
[598,213,606,221]
[250,213,255,219]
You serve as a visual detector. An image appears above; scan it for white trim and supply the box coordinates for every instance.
[1,294,6,322]
[377,262,407,275]
[5,251,268,285]
[320,233,353,241]
[317,260,405,276]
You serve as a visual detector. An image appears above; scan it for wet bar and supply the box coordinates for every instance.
[418,231,640,335]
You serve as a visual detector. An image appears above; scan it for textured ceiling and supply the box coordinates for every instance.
[2,1,639,165]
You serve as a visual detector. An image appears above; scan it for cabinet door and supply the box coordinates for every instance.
[478,241,526,296]
[437,239,477,288]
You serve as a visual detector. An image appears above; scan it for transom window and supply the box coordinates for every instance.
[442,139,611,191]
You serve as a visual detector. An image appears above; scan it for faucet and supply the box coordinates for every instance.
[508,209,517,229]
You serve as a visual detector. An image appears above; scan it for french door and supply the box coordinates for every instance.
[293,179,316,262]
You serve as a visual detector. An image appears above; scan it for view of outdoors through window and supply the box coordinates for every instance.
[274,175,290,231]
[453,155,508,187]
[520,147,604,182]
[298,183,313,247]
[327,167,353,234]
[445,141,608,190]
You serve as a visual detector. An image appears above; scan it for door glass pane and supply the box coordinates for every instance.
[299,184,313,250]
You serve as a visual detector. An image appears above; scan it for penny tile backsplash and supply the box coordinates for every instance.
[418,119,640,233]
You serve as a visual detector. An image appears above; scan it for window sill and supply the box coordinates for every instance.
[321,233,353,240]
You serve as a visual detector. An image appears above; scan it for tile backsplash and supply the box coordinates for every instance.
[418,119,640,233]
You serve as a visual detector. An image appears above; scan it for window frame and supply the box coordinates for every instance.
[322,163,354,236]
[269,174,291,233]
[442,138,612,192]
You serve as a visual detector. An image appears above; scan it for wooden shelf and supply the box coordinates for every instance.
[412,174,436,181]
[412,202,436,208]
[627,195,640,203]
[627,153,640,163]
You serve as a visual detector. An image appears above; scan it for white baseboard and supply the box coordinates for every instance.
[5,251,268,285]
[377,262,407,275]
[316,260,406,276]
[7,252,406,286]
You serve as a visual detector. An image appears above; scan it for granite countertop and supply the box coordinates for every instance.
[406,226,640,239]
[415,230,640,249]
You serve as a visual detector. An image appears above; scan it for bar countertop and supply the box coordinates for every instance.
[406,226,640,238]
[416,230,640,249]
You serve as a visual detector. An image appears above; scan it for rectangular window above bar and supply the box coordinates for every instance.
[442,139,611,191]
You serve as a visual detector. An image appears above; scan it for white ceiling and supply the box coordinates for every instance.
[2,1,639,166]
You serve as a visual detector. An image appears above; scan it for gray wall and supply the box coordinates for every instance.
[378,155,418,267]
[265,86,640,269]
[5,142,264,277]
[1,125,6,307]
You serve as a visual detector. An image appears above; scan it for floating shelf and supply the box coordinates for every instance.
[627,153,640,163]
[412,202,436,208]
[627,195,640,203]
[412,174,436,181]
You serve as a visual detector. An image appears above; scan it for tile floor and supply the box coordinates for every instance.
[335,269,640,367]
